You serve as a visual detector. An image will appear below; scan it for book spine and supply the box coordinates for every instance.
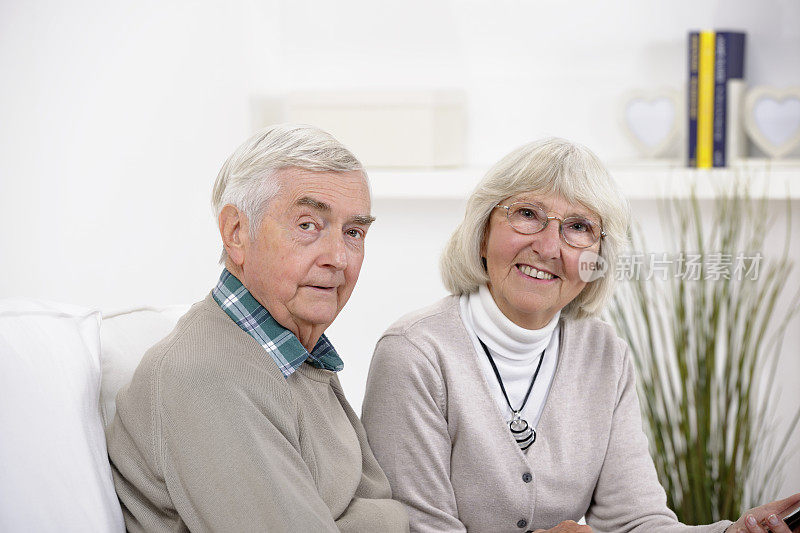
[713,32,728,167]
[687,31,699,167]
[725,32,746,79]
[696,30,716,168]
[713,31,746,167]
[724,32,747,163]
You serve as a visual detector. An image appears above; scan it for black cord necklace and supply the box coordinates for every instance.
[478,338,544,451]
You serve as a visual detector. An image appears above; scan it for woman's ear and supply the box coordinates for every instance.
[480,217,494,271]
[480,222,489,258]
[219,205,247,267]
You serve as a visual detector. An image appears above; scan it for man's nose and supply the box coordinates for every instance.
[320,230,348,270]
[531,218,562,258]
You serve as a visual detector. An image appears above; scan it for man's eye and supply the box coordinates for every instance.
[299,221,317,231]
[346,228,364,239]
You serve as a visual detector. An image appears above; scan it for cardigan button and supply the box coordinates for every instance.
[522,472,532,483]
[517,519,528,528]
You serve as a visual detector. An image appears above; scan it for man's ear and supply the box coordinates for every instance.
[219,205,248,267]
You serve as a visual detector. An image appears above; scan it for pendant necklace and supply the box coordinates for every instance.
[478,338,544,451]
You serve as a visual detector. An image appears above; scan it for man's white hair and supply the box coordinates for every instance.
[211,124,367,263]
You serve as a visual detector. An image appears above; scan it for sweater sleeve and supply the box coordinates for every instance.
[155,354,341,533]
[585,344,732,533]
[361,333,467,533]
[332,377,410,532]
[335,495,410,532]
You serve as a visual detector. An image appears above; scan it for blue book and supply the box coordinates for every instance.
[712,31,746,167]
[687,31,699,167]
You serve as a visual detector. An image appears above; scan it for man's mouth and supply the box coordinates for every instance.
[517,264,557,280]
[307,285,336,291]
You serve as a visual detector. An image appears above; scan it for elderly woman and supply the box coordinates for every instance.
[361,138,799,533]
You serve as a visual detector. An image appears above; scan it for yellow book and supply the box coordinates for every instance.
[696,30,716,168]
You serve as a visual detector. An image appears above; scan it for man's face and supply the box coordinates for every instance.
[238,168,373,336]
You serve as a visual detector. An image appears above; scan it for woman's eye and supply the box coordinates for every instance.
[569,220,589,232]
[518,208,535,219]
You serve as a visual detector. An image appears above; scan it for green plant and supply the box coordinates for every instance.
[608,183,800,524]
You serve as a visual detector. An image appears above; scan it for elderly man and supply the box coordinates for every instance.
[106,124,409,532]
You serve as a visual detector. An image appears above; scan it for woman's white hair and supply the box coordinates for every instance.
[440,137,630,320]
[211,124,367,263]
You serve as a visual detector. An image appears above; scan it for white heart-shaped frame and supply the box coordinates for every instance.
[619,89,681,158]
[743,86,800,158]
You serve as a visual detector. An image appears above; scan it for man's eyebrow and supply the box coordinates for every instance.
[296,196,330,212]
[352,214,376,225]
[296,196,375,225]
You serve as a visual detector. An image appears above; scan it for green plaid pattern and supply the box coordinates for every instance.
[212,269,343,378]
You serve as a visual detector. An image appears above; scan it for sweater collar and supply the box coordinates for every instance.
[467,284,560,361]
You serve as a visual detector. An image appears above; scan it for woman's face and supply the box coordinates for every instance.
[481,191,601,330]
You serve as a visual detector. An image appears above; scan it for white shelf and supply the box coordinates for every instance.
[370,159,800,201]
[369,168,483,200]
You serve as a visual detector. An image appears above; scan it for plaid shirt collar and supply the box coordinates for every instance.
[211,269,343,378]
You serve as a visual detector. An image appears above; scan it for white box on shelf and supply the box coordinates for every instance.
[285,90,466,168]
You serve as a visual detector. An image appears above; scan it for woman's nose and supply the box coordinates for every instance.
[531,218,562,258]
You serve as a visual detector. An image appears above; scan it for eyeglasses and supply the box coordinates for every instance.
[495,202,605,249]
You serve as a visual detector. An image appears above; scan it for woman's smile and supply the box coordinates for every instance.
[516,264,558,280]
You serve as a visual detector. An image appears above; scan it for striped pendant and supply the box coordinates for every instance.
[510,413,536,451]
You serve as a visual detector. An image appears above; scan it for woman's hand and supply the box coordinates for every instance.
[532,520,592,532]
[727,493,800,533]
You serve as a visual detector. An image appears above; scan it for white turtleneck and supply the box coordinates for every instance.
[459,285,560,435]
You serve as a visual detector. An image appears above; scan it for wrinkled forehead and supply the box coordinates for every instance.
[271,168,372,216]
[277,166,368,186]
[278,167,369,197]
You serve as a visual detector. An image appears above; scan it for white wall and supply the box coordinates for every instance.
[1,0,798,504]
[3,0,799,307]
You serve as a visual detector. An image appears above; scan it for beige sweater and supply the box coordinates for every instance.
[362,296,731,533]
[107,294,408,533]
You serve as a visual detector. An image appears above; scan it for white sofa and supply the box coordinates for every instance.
[0,299,190,532]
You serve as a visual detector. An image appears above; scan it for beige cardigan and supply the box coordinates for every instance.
[107,295,408,533]
[362,296,731,533]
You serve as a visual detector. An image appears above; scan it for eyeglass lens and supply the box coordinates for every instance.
[505,203,601,248]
